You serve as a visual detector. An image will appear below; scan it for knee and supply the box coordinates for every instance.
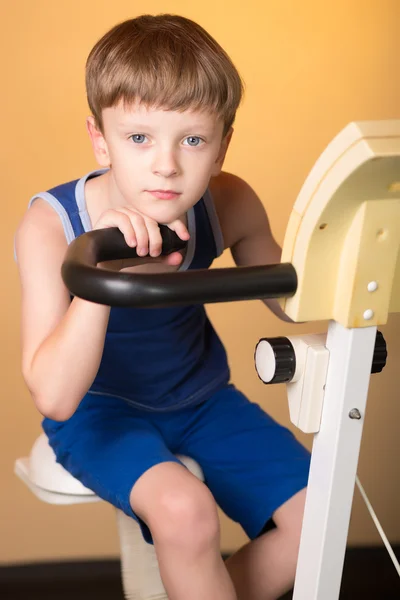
[149,483,220,553]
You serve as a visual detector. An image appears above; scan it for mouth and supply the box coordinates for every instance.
[146,190,182,200]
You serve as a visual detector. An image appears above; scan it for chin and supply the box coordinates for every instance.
[148,204,186,223]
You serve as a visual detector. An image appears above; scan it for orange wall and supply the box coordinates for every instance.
[2,0,399,564]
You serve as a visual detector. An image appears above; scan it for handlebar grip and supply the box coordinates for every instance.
[61,227,298,308]
[87,225,187,262]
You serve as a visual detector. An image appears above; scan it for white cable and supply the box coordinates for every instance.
[355,475,400,578]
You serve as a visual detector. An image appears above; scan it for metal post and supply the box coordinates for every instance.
[293,321,377,600]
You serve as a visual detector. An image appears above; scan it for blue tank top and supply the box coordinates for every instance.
[29,169,230,412]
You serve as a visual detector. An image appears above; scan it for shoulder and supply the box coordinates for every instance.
[208,171,269,250]
[16,197,64,239]
[208,171,252,201]
[15,198,67,265]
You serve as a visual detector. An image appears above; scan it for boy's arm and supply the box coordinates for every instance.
[16,197,190,421]
[15,200,111,421]
[212,172,294,322]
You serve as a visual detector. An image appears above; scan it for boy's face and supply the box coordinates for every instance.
[88,101,232,224]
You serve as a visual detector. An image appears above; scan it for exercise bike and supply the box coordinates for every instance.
[15,119,400,599]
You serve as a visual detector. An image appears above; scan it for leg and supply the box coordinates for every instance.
[176,384,310,600]
[130,461,237,600]
[45,393,236,600]
[225,487,307,600]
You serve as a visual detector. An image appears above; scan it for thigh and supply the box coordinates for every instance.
[44,394,182,543]
[178,384,311,540]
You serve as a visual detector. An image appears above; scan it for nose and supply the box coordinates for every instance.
[152,147,180,178]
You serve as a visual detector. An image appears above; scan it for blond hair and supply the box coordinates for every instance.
[86,14,244,136]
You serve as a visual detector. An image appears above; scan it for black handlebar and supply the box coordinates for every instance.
[61,227,298,308]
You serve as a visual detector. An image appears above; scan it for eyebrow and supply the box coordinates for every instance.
[117,122,152,130]
[116,121,215,134]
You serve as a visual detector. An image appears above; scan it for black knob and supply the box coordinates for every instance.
[372,330,387,374]
[255,337,296,384]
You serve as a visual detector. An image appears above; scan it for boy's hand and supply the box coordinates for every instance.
[93,207,190,268]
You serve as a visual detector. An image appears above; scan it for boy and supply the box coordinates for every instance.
[15,14,310,600]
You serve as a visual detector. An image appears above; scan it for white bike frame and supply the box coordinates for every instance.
[293,321,377,599]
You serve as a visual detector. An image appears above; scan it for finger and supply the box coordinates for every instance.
[167,218,190,241]
[145,219,163,257]
[95,212,137,247]
[111,208,149,253]
[161,251,183,266]
[128,212,149,256]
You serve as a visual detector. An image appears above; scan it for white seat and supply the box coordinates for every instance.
[14,433,204,504]
[15,434,204,599]
[14,433,99,505]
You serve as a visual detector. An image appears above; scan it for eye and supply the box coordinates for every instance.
[183,136,203,147]
[130,134,148,144]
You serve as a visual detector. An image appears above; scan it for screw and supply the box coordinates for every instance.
[367,281,378,292]
[349,409,362,420]
[363,309,374,320]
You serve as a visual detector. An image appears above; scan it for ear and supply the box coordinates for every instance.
[86,116,111,167]
[211,127,234,176]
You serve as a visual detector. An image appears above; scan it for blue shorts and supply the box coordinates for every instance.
[43,384,310,544]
